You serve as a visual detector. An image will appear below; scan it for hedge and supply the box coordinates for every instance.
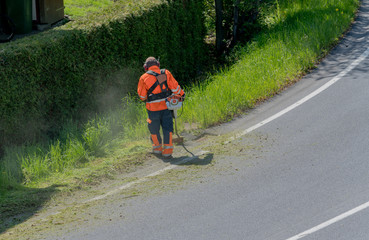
[0,0,208,148]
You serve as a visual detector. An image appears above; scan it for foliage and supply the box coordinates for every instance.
[0,0,360,196]
[83,118,111,157]
[181,0,359,126]
[0,0,360,232]
[0,97,147,187]
[0,0,208,149]
[204,0,266,50]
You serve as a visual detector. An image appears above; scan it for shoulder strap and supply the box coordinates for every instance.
[146,70,159,77]
[147,81,159,96]
[146,70,160,95]
[146,69,166,77]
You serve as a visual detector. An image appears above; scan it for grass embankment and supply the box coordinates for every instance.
[182,0,360,127]
[0,0,360,232]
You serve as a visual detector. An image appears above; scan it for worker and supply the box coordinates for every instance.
[137,57,185,158]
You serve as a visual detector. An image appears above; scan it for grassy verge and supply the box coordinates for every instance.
[181,0,360,127]
[0,98,147,187]
[0,0,360,232]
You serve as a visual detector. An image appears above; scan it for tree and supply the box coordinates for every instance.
[211,0,261,55]
[215,0,225,54]
[232,0,241,45]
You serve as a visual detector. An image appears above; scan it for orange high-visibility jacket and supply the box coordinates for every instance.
[137,66,184,111]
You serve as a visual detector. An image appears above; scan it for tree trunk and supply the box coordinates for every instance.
[215,0,224,55]
[232,0,240,46]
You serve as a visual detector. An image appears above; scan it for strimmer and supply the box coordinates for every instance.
[166,94,185,144]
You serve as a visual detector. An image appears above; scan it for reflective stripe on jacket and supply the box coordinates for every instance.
[137,66,184,111]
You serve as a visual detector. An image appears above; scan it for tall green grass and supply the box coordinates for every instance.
[0,98,148,188]
[0,0,360,190]
[181,0,359,127]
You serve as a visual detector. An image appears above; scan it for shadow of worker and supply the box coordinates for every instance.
[158,150,214,166]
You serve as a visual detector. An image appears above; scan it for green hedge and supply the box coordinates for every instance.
[0,0,208,147]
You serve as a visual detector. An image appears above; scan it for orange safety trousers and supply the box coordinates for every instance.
[147,109,173,156]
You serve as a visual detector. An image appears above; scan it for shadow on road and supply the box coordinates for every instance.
[177,153,214,166]
[156,147,214,166]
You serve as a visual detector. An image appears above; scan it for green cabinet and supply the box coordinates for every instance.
[6,0,32,34]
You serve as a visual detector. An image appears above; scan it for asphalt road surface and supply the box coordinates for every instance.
[42,1,369,240]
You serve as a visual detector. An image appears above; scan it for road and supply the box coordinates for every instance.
[41,1,369,240]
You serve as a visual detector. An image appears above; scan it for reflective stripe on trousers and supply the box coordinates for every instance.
[162,144,173,157]
[151,134,162,153]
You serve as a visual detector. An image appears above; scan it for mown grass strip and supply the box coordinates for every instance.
[64,0,114,18]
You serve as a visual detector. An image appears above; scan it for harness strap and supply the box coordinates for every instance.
[146,69,170,102]
[148,91,172,102]
[146,69,166,76]
[147,81,160,95]
[146,70,160,77]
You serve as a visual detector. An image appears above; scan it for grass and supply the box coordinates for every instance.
[0,98,148,190]
[64,0,114,18]
[0,0,360,232]
[181,0,359,127]
[0,139,150,233]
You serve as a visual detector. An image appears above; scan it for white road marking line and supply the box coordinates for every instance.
[227,46,369,142]
[226,46,369,239]
[61,43,369,219]
[36,151,210,220]
[84,150,210,203]
[285,201,369,240]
